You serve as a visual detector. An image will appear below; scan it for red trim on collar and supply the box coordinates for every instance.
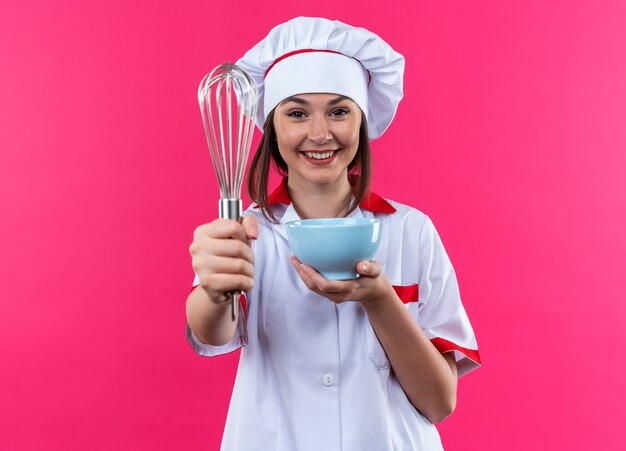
[254,177,396,214]
[360,191,397,213]
[266,176,292,206]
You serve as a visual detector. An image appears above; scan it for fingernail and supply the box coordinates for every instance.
[361,263,368,272]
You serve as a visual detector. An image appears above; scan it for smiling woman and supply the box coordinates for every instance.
[248,93,372,223]
[271,93,362,218]
[186,16,481,451]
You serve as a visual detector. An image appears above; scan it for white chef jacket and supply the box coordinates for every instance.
[186,179,481,451]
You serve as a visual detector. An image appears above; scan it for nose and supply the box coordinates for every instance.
[308,115,333,145]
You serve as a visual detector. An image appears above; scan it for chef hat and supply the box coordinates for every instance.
[235,16,405,140]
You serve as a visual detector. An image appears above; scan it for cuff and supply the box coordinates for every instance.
[430,337,481,378]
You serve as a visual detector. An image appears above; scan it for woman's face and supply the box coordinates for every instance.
[272,93,361,186]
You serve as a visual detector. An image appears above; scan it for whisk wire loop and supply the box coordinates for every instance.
[198,63,259,320]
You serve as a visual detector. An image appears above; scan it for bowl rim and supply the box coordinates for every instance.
[286,218,381,228]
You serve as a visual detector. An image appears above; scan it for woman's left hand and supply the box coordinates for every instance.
[290,256,394,305]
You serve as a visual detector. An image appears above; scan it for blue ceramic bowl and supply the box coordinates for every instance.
[286,218,382,280]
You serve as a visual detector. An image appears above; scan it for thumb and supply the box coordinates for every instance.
[357,260,380,277]
[242,214,259,240]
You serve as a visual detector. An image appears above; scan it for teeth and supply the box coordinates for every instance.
[305,151,335,160]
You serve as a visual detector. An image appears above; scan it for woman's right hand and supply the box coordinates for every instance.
[189,215,259,305]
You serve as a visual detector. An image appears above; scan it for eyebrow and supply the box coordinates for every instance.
[280,95,350,106]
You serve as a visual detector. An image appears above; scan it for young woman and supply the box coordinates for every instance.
[186,16,481,451]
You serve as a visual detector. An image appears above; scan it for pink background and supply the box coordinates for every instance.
[1,1,625,449]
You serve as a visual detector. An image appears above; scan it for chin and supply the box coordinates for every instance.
[306,172,347,185]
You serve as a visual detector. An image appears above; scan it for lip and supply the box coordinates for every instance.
[300,149,339,165]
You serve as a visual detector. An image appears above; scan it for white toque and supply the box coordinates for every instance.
[235,16,405,140]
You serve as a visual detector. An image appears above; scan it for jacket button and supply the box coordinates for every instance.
[322,373,336,387]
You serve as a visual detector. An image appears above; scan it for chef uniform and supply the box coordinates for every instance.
[187,16,481,451]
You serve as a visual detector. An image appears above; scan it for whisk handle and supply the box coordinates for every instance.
[219,198,243,321]
[219,198,243,222]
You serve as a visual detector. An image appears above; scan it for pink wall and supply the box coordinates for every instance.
[1,1,625,449]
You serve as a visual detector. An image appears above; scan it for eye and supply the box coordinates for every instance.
[331,108,349,117]
[286,110,306,118]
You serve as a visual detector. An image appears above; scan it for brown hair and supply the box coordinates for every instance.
[247,108,372,224]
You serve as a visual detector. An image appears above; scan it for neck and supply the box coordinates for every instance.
[287,173,353,219]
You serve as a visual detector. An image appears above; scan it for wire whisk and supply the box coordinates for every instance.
[198,63,259,321]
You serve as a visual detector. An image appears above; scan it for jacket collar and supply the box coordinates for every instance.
[257,177,396,213]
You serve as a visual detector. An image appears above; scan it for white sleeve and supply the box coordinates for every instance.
[413,215,481,377]
[185,298,248,357]
[192,271,200,287]
[185,263,250,358]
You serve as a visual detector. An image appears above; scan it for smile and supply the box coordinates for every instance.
[302,150,338,160]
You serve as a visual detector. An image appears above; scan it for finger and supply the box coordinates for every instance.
[196,219,249,242]
[290,257,352,293]
[242,215,259,240]
[356,260,381,278]
[208,238,254,264]
[290,257,318,291]
[203,255,255,278]
[298,263,349,293]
